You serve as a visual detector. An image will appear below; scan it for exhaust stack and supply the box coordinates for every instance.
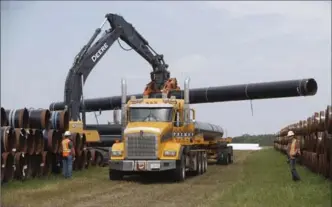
[184,77,190,125]
[121,79,127,136]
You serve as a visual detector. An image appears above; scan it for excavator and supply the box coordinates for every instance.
[61,13,183,164]
[64,13,179,126]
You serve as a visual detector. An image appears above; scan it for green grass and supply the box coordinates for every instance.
[1,166,103,190]
[213,149,331,207]
[1,149,331,207]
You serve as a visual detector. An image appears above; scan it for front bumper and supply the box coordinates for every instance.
[109,160,176,171]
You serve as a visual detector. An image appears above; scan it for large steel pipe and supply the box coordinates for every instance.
[1,127,17,153]
[28,109,51,129]
[85,124,122,135]
[49,78,318,112]
[49,110,69,131]
[1,107,8,126]
[5,108,29,128]
[14,128,28,153]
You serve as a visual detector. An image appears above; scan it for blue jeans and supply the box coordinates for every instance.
[62,155,73,178]
[290,158,300,181]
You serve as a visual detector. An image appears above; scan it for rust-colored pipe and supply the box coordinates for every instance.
[26,129,35,155]
[41,151,52,176]
[14,128,27,153]
[325,105,332,134]
[28,109,51,129]
[49,110,69,132]
[31,154,43,178]
[1,152,14,183]
[46,129,61,153]
[1,107,8,126]
[5,108,29,128]
[1,126,17,153]
[33,129,44,154]
[14,152,28,181]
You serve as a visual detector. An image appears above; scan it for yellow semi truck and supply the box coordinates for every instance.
[109,78,233,182]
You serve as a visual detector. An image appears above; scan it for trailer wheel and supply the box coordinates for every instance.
[172,154,186,182]
[229,154,233,164]
[109,169,123,181]
[198,152,204,175]
[203,152,208,173]
[202,152,206,173]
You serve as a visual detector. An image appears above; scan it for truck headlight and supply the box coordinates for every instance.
[111,150,123,156]
[163,150,177,157]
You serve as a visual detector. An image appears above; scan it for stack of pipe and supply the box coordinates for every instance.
[0,107,92,184]
[274,105,332,179]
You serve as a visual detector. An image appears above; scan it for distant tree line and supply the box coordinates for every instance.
[231,134,276,146]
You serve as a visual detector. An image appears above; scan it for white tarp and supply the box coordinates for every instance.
[228,143,262,151]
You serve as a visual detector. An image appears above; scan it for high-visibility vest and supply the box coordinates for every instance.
[62,138,71,157]
[289,138,298,158]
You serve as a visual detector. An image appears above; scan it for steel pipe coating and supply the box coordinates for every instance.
[5,108,29,128]
[49,110,69,131]
[49,78,318,112]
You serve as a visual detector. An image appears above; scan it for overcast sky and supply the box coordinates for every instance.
[1,1,331,136]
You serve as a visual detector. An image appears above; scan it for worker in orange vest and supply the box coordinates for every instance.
[286,131,301,181]
[61,131,75,179]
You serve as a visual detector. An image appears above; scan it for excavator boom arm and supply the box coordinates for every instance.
[64,13,171,122]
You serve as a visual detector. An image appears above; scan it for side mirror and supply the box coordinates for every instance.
[99,108,102,115]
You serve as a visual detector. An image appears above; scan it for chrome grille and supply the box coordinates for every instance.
[125,133,158,159]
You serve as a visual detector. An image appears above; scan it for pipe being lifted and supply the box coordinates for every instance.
[49,78,318,112]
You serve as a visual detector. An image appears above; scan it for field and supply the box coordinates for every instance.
[1,149,330,207]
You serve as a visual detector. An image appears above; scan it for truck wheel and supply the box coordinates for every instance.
[193,153,200,176]
[203,152,208,173]
[229,154,233,164]
[202,152,206,173]
[109,169,123,181]
[198,152,203,175]
[172,154,186,182]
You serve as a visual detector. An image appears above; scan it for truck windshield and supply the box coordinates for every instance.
[129,107,173,122]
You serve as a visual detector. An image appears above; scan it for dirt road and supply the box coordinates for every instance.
[2,151,254,207]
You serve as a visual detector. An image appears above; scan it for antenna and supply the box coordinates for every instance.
[250,99,254,116]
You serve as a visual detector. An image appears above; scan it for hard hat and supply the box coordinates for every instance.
[287,131,295,137]
[64,131,71,137]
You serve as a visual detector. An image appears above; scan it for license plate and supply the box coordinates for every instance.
[150,163,160,169]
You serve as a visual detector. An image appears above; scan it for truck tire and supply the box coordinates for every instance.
[229,154,233,164]
[198,152,203,175]
[203,152,208,173]
[217,150,228,165]
[109,169,123,180]
[193,152,200,176]
[172,154,186,182]
[202,152,206,173]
